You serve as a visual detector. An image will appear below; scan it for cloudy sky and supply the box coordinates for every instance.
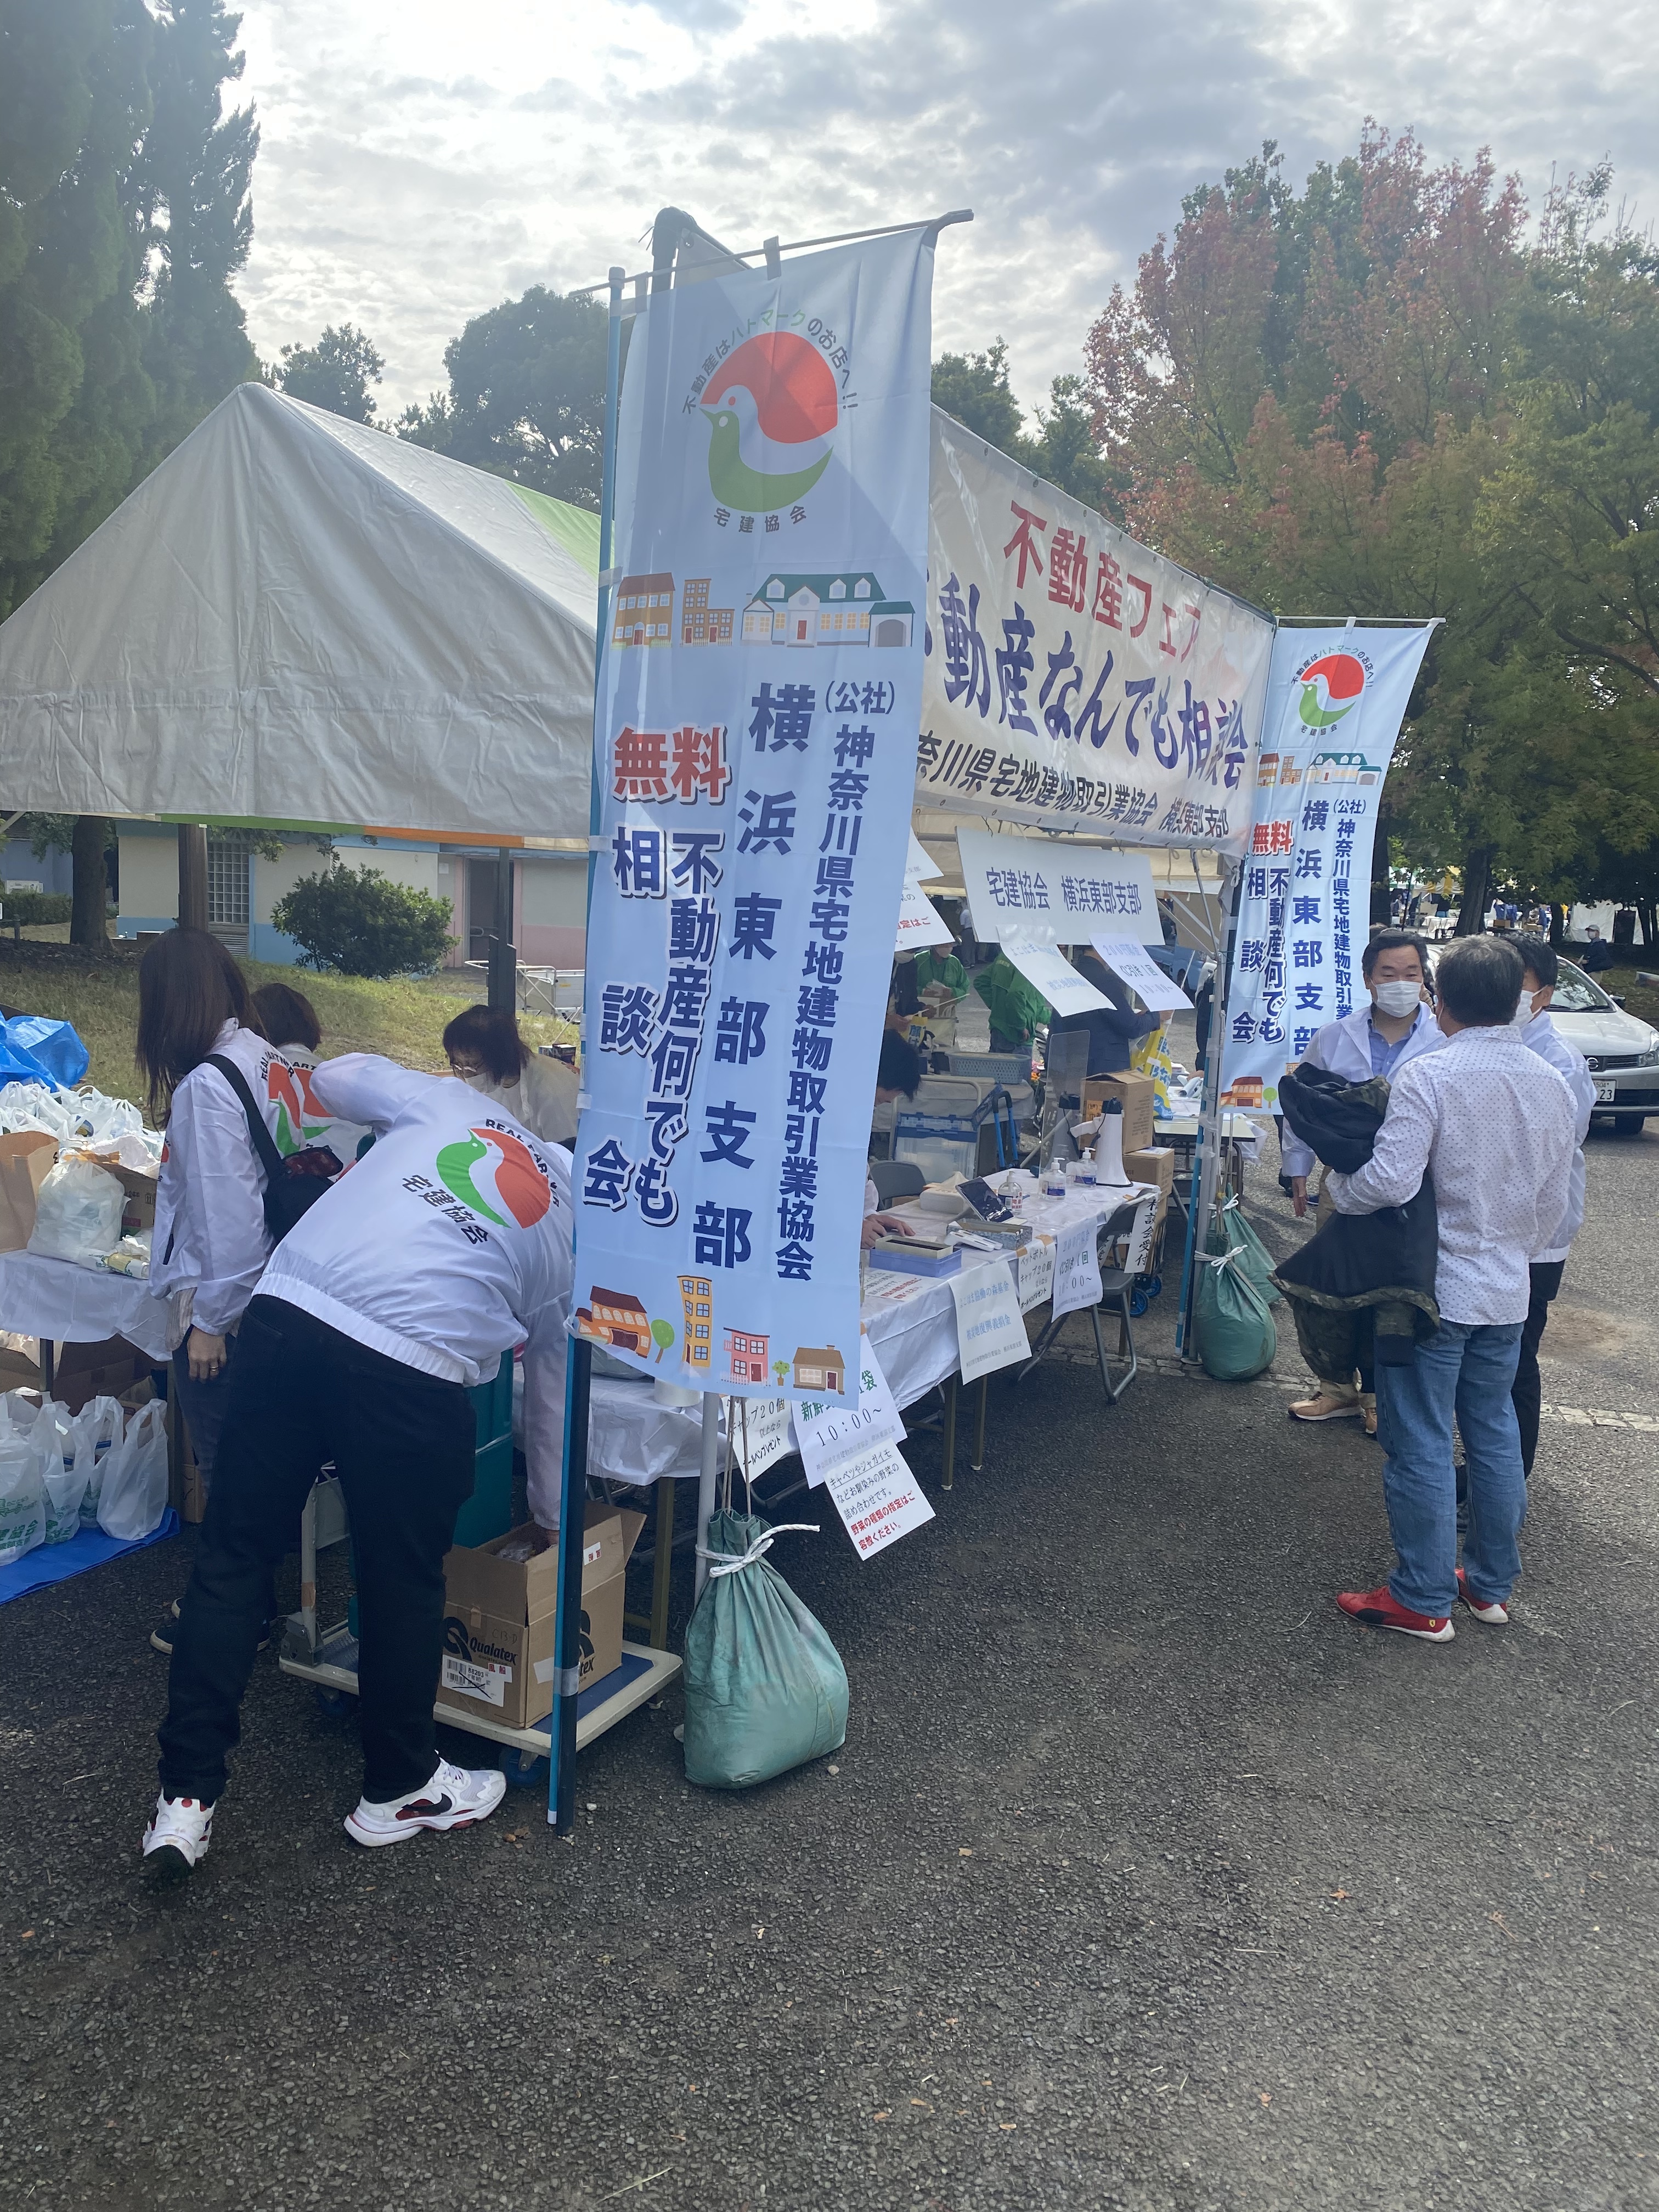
[233,0,1654,421]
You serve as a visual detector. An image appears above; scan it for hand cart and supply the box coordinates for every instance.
[278,1473,680,1787]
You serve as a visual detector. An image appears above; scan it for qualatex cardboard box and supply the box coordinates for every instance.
[439,1503,646,1730]
[1083,1071,1156,1156]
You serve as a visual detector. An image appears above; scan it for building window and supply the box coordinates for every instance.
[206,831,252,928]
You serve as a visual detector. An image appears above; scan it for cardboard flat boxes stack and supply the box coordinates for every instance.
[1081,1071,1156,1157]
[439,1502,646,1731]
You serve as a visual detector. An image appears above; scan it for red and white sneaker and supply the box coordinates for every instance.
[1336,1583,1455,1641]
[142,1792,216,1879]
[343,1758,506,1848]
[1457,1567,1510,1625]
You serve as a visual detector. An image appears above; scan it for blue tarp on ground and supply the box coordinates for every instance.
[0,1509,177,1606]
[0,1014,89,1090]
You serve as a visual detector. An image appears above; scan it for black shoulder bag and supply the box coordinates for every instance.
[204,1054,343,1245]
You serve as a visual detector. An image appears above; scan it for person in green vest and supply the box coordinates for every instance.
[973,953,1049,1053]
[912,945,969,1001]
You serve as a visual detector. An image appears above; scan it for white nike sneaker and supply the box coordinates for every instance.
[142,1792,216,1880]
[343,1758,506,1848]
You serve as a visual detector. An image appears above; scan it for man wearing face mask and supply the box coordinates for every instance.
[1282,932,1445,1430]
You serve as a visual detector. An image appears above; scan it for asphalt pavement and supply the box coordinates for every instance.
[3,1118,1657,2211]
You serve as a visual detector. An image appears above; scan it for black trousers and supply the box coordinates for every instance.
[1512,1260,1565,1480]
[158,1296,476,1805]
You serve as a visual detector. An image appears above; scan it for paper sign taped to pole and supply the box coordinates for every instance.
[950,1259,1030,1381]
[821,1437,935,1559]
[1000,940,1109,1019]
[793,1333,905,1487]
[895,873,954,951]
[1091,935,1193,1012]
[729,1396,794,1480]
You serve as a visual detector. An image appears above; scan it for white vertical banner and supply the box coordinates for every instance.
[572,232,935,1398]
[1218,627,1433,1118]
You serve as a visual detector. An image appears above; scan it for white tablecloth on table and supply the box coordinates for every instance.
[579,1173,1155,1487]
[0,1250,183,1363]
[1154,1112,1265,1162]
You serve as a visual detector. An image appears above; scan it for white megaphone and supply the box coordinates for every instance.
[1092,1097,1131,1188]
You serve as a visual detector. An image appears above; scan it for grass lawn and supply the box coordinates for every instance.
[0,932,576,1111]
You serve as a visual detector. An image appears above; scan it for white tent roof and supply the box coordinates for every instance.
[0,383,599,841]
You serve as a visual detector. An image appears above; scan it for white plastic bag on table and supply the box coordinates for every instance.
[0,1424,46,1565]
[72,1395,126,1528]
[97,1398,168,1541]
[26,1154,125,1266]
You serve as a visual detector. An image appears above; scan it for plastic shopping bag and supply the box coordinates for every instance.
[72,1395,126,1527]
[0,1425,46,1565]
[682,1510,849,1791]
[1195,1244,1278,1381]
[26,1154,125,1267]
[97,1398,168,1542]
[23,1398,83,1544]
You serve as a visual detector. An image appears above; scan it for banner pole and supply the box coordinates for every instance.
[548,264,628,1830]
[693,1394,721,1602]
[1177,858,1241,1356]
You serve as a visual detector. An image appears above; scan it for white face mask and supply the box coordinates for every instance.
[1372,978,1423,1018]
[1513,990,1539,1031]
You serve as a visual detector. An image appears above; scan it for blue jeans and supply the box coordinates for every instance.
[1375,1319,1526,1617]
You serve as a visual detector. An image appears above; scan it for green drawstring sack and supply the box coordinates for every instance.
[683,1509,849,1790]
[1220,1197,1282,1305]
[1195,1245,1278,1380]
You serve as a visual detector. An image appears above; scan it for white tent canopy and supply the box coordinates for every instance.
[0,383,600,841]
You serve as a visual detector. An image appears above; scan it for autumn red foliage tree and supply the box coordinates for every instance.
[1084,131,1659,924]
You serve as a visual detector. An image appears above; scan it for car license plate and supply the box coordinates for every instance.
[1595,1080,1617,1103]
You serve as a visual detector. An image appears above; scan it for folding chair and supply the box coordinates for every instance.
[1017,1195,1144,1404]
[868,1159,926,1207]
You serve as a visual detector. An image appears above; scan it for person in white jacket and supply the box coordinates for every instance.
[1283,931,1447,1434]
[143,1057,572,1878]
[1509,937,1596,1476]
[139,932,350,1654]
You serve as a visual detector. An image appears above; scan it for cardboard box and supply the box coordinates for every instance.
[87,1155,157,1238]
[1124,1144,1175,1197]
[0,1131,57,1251]
[1084,1071,1156,1156]
[439,1502,646,1730]
[0,1333,149,1414]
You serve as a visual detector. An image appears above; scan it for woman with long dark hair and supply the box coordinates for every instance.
[138,930,345,1652]
[442,1003,578,1148]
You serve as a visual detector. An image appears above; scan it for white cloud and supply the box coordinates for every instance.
[234,0,1657,419]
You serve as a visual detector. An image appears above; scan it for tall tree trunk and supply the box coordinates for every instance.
[70,815,109,949]
[1548,902,1565,949]
[1456,844,1493,935]
[178,825,208,932]
[1639,901,1658,956]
